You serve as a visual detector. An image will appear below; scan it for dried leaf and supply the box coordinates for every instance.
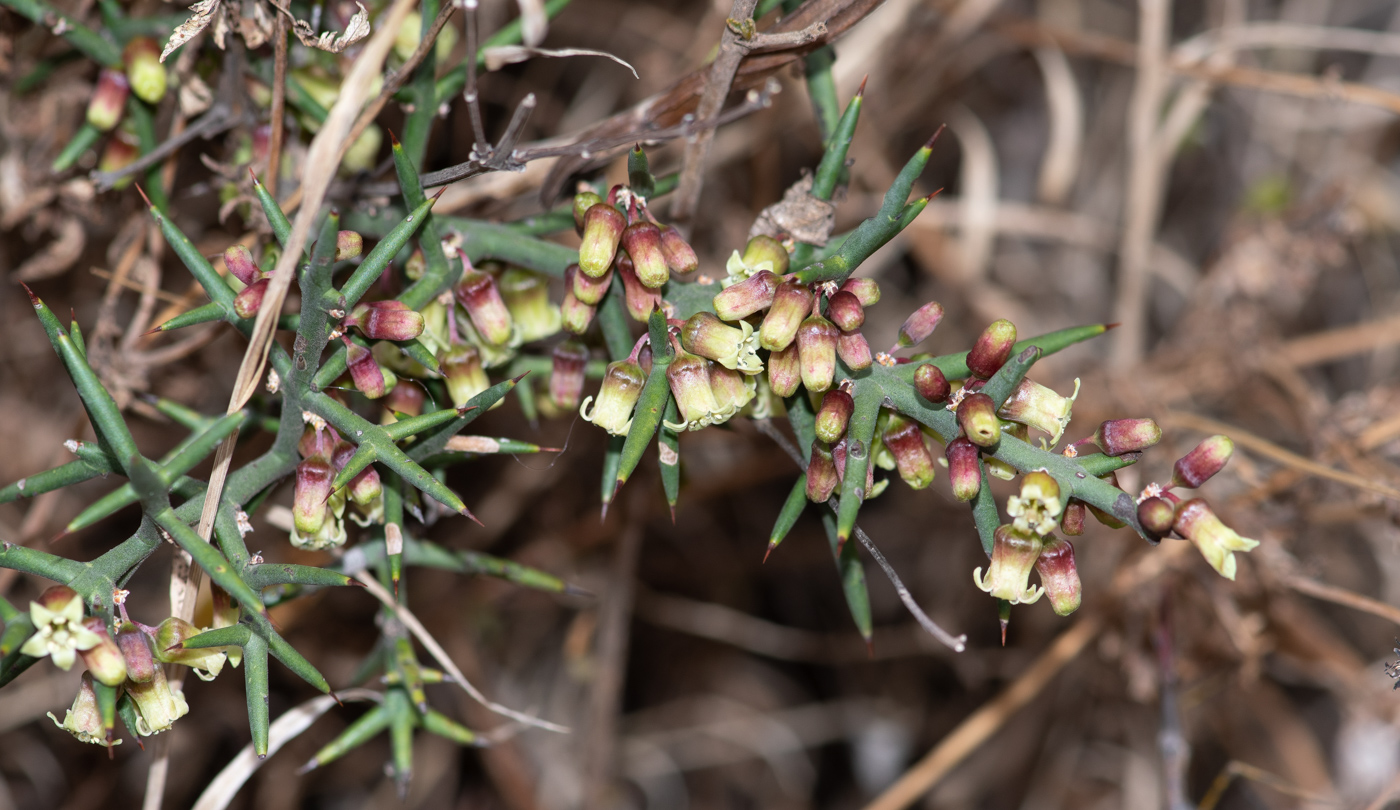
[162,0,221,62]
[291,2,370,54]
[482,45,638,79]
[178,73,214,117]
[237,0,273,49]
[750,174,836,246]
[516,0,546,46]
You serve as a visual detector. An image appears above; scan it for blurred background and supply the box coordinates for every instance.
[6,0,1400,807]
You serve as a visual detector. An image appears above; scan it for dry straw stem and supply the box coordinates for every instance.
[1195,760,1340,810]
[1284,573,1400,629]
[859,615,1102,810]
[1279,313,1400,369]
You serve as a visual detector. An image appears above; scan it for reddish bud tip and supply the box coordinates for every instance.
[967,319,1017,379]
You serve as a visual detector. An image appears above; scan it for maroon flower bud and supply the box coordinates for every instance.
[743,234,790,275]
[123,36,165,104]
[383,382,425,418]
[796,314,839,393]
[499,266,561,342]
[78,617,127,687]
[233,278,269,319]
[98,132,139,185]
[1035,536,1082,616]
[967,319,1017,379]
[117,623,156,683]
[331,440,355,471]
[622,221,668,288]
[298,423,341,461]
[404,248,426,280]
[637,341,654,377]
[767,343,801,398]
[659,225,699,274]
[1061,499,1086,536]
[825,334,864,378]
[882,413,935,490]
[455,268,514,346]
[550,340,589,409]
[345,340,389,398]
[560,290,596,334]
[1172,434,1234,489]
[335,230,363,261]
[957,392,1001,446]
[1173,499,1258,580]
[663,350,728,431]
[224,245,261,286]
[579,203,625,277]
[713,269,780,321]
[831,436,875,493]
[893,301,945,351]
[570,261,613,306]
[580,358,646,435]
[708,363,756,415]
[294,459,335,535]
[806,442,838,503]
[815,388,854,443]
[614,255,661,322]
[349,466,382,507]
[1137,496,1176,541]
[946,437,982,501]
[1092,418,1162,456]
[914,363,951,403]
[974,525,1044,605]
[839,277,881,306]
[87,68,130,132]
[573,190,603,233]
[346,300,425,341]
[759,280,814,351]
[826,291,865,331]
[441,342,489,407]
[681,312,761,374]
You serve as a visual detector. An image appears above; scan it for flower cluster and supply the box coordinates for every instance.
[291,418,385,549]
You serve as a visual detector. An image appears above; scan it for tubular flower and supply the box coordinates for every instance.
[233,278,269,319]
[957,392,1001,447]
[550,340,589,409]
[345,300,425,341]
[743,234,790,275]
[837,329,873,371]
[999,378,1080,445]
[664,350,735,431]
[347,466,384,526]
[455,268,515,346]
[967,319,1017,378]
[580,359,646,436]
[154,617,228,681]
[759,280,814,351]
[1172,434,1234,489]
[335,230,363,261]
[441,342,490,408]
[614,254,661,322]
[623,221,669,288]
[767,343,801,398]
[573,190,603,232]
[713,269,780,320]
[1007,470,1063,536]
[708,363,757,416]
[826,291,865,331]
[839,277,881,306]
[680,312,762,374]
[125,665,190,736]
[117,623,157,683]
[49,675,119,747]
[87,68,130,131]
[123,36,166,103]
[500,267,562,341]
[21,586,101,671]
[1060,499,1086,536]
[1173,499,1259,580]
[893,301,945,350]
[914,363,951,403]
[578,203,625,277]
[796,313,839,393]
[1137,495,1177,541]
[345,339,391,399]
[570,261,613,306]
[806,442,838,502]
[293,459,335,537]
[1035,536,1082,616]
[946,437,981,501]
[1093,418,1162,456]
[224,245,261,286]
[814,388,854,444]
[973,525,1045,605]
[882,413,935,490]
[660,225,699,274]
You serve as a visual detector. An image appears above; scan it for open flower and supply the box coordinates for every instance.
[1035,536,1081,616]
[999,378,1080,445]
[680,312,762,374]
[48,675,119,747]
[973,525,1045,605]
[664,350,736,431]
[154,617,229,682]
[1173,499,1259,580]
[21,586,101,671]
[1006,470,1063,536]
[580,359,646,435]
[126,665,189,736]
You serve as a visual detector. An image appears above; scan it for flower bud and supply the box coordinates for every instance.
[579,203,625,277]
[946,436,982,501]
[224,244,260,287]
[883,413,935,490]
[77,617,127,686]
[154,617,227,681]
[297,423,340,462]
[767,343,801,398]
[335,230,363,261]
[664,351,726,431]
[87,68,130,132]
[294,459,335,536]
[345,340,389,398]
[404,247,426,280]
[48,675,117,747]
[622,221,668,288]
[894,301,944,350]
[967,319,1017,378]
[709,363,756,415]
[759,280,814,351]
[796,314,839,393]
[1137,496,1176,541]
[614,255,661,322]
[1007,470,1062,536]
[126,665,189,736]
[455,268,514,346]
[714,269,780,320]
[1061,499,1086,536]
[1092,418,1162,456]
[382,381,425,419]
[806,442,838,502]
[815,388,854,443]
[1035,536,1082,616]
[973,525,1044,605]
[569,261,612,306]
[914,363,951,403]
[349,466,383,508]
[580,359,646,435]
[97,130,140,187]
[22,586,100,671]
[637,342,654,377]
[441,342,490,407]
[117,623,156,683]
[233,277,269,319]
[1173,499,1258,580]
[957,392,1001,446]
[123,36,166,104]
[1172,434,1234,489]
[839,277,881,306]
[743,234,789,275]
[660,225,699,274]
[550,340,589,410]
[346,300,425,341]
[824,290,864,332]
[999,378,1079,445]
[560,290,597,334]
[681,312,762,374]
[837,329,873,371]
[573,190,603,232]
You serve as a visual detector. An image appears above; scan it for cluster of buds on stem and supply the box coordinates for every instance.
[290,419,385,549]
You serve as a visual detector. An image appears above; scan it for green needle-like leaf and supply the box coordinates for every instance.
[615,366,671,489]
[598,278,635,361]
[145,200,238,313]
[835,382,882,545]
[406,375,522,462]
[51,122,101,172]
[0,614,35,657]
[628,146,655,199]
[970,460,998,557]
[243,564,359,590]
[0,454,115,505]
[243,629,271,756]
[824,512,872,642]
[252,173,293,248]
[154,300,228,332]
[909,323,1113,383]
[421,709,483,746]
[659,404,681,521]
[303,702,392,772]
[980,346,1042,410]
[392,136,459,311]
[766,476,808,560]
